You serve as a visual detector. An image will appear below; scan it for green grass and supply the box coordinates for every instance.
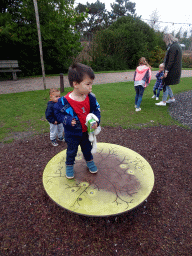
[0,77,191,142]
[95,77,192,129]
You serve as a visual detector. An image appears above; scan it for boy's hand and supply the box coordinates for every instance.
[92,122,98,130]
[71,118,76,126]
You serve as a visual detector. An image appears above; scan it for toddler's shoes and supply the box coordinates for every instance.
[66,165,74,179]
[51,139,58,146]
[87,160,98,173]
[58,136,65,142]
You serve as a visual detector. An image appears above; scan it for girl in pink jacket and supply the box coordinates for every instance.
[133,57,152,111]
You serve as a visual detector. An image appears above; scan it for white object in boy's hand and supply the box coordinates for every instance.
[85,113,101,153]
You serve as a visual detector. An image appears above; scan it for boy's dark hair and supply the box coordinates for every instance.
[68,63,95,87]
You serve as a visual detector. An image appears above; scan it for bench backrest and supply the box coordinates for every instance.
[0,60,19,69]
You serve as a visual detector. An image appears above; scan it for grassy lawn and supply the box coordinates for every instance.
[0,77,191,143]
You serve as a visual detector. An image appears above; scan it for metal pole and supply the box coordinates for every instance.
[60,73,64,93]
[33,0,46,90]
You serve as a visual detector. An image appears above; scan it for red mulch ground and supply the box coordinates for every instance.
[1,125,192,255]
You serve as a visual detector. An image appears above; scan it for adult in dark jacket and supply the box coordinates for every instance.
[155,34,182,106]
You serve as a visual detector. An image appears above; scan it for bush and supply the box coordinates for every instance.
[90,54,127,71]
[182,56,192,68]
[89,16,164,71]
[149,46,166,68]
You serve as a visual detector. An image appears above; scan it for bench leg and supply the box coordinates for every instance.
[12,72,17,81]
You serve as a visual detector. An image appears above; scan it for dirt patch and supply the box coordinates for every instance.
[0,131,36,148]
[1,125,192,255]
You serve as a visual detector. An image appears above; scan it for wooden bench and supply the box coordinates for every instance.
[0,60,21,80]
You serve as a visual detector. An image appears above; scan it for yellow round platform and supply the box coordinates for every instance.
[43,143,154,217]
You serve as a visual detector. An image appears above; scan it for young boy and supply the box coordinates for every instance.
[45,88,64,146]
[54,63,101,179]
[152,63,164,100]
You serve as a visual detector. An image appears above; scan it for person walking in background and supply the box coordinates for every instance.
[45,88,64,146]
[152,63,164,100]
[155,34,182,106]
[133,57,152,112]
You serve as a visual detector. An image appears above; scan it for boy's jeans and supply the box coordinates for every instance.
[65,132,93,166]
[153,89,161,98]
[49,123,64,140]
[162,86,174,102]
[135,85,145,108]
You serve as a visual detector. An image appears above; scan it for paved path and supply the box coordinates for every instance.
[0,70,192,94]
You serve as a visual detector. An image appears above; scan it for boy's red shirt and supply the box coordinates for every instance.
[65,92,90,132]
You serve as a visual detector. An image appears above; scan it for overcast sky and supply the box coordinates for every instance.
[75,0,192,35]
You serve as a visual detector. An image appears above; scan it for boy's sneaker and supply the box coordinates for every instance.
[166,98,175,103]
[152,95,155,98]
[58,137,65,142]
[156,97,159,100]
[66,165,74,179]
[135,108,141,112]
[87,160,98,173]
[51,139,58,146]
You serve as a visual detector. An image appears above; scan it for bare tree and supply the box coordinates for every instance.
[163,26,169,34]
[149,9,160,31]
[175,27,183,40]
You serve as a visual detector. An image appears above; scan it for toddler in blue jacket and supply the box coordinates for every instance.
[152,63,164,100]
[45,88,64,146]
[54,63,101,179]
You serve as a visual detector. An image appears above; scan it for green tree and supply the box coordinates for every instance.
[0,0,86,76]
[149,46,166,67]
[0,0,20,14]
[75,0,136,41]
[90,16,163,71]
[110,0,136,19]
[75,0,110,37]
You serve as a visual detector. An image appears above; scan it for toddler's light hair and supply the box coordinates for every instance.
[159,63,164,68]
[49,88,60,96]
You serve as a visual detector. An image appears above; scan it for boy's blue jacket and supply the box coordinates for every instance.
[45,101,60,124]
[154,71,164,90]
[54,93,101,136]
